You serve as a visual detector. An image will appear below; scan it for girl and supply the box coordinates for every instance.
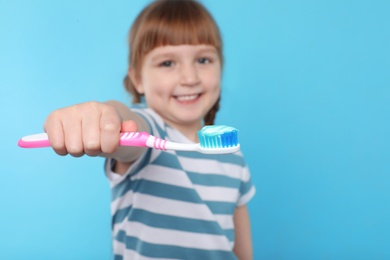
[44,0,255,259]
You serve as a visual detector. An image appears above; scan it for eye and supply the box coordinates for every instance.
[197,57,211,64]
[159,60,173,67]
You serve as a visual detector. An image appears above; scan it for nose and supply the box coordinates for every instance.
[180,63,200,86]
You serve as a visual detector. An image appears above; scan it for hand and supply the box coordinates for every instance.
[43,101,137,157]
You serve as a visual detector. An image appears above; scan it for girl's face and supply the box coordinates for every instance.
[132,44,221,133]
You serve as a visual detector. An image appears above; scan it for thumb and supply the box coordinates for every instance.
[121,120,138,132]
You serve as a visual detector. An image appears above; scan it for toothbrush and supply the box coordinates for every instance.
[18,125,240,154]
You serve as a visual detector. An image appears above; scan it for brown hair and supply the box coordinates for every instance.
[124,0,223,125]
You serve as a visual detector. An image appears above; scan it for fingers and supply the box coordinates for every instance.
[44,102,138,158]
[63,116,84,157]
[82,105,102,157]
[44,111,68,156]
[45,106,85,157]
[100,106,121,154]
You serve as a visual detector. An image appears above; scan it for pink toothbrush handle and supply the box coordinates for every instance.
[18,132,158,149]
[119,132,151,147]
[18,130,239,154]
[18,133,50,148]
[119,132,168,150]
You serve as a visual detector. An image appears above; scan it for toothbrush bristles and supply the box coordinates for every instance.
[198,126,239,149]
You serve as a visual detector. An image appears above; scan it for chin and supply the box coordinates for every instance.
[172,114,203,125]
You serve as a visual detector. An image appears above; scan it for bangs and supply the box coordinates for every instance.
[142,8,221,48]
[130,0,222,67]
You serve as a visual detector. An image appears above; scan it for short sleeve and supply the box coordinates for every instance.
[237,166,256,206]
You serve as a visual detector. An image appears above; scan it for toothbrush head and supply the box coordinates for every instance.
[197,125,240,154]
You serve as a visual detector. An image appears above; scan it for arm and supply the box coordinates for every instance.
[233,205,253,260]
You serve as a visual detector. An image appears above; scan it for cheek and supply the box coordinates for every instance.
[207,74,221,94]
[143,77,171,99]
[205,80,221,106]
[210,78,221,103]
[212,86,221,103]
[141,71,160,93]
[204,67,221,89]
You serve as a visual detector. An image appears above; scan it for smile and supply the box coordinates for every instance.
[174,94,201,102]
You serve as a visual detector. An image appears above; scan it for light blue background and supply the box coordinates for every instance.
[1,0,389,259]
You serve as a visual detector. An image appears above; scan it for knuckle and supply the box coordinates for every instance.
[84,140,100,151]
[54,150,68,156]
[85,150,101,157]
[46,110,61,123]
[51,143,63,151]
[51,145,67,156]
[82,101,102,112]
[57,151,68,156]
[101,122,119,133]
[50,139,65,151]
[66,145,83,156]
[101,145,117,155]
[86,101,100,110]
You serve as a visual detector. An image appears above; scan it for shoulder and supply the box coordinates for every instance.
[131,107,168,137]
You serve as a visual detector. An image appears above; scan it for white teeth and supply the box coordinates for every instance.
[175,94,199,101]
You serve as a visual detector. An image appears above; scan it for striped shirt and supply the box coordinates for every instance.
[105,108,255,260]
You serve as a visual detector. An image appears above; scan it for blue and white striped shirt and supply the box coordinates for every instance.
[105,108,255,260]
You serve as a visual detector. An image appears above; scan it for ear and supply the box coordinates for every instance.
[129,68,144,94]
